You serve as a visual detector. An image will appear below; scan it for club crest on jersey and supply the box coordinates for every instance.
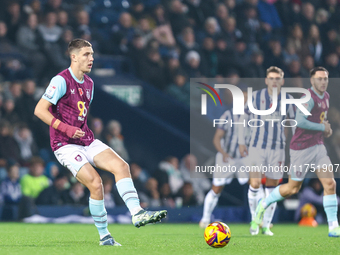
[75,155,82,162]
[78,88,83,96]
[86,89,91,100]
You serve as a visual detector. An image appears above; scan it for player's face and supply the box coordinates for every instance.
[75,46,94,73]
[311,71,328,94]
[265,72,284,95]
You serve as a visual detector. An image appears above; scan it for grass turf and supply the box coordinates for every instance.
[0,223,339,255]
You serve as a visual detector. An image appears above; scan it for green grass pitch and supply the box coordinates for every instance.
[0,223,339,255]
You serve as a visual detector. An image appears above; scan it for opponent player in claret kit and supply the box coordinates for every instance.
[254,67,340,237]
[34,39,167,246]
[199,87,249,228]
[238,66,296,236]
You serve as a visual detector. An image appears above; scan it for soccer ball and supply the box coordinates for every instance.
[300,203,317,218]
[204,222,231,248]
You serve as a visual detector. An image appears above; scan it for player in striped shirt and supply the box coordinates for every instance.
[238,66,295,236]
[199,88,249,228]
[254,67,340,237]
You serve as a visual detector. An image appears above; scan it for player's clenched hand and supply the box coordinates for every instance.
[222,152,231,163]
[72,129,85,139]
[239,144,248,157]
[323,121,332,137]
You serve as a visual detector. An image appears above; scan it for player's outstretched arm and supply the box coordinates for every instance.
[34,98,85,139]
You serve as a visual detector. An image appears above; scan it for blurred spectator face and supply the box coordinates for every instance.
[24,80,36,95]
[225,0,236,10]
[216,4,228,20]
[31,0,41,13]
[326,53,339,67]
[203,37,214,51]
[103,178,113,194]
[224,17,236,32]
[77,11,89,26]
[292,25,303,40]
[286,42,296,55]
[8,2,20,17]
[30,162,44,177]
[132,35,145,49]
[271,41,282,56]
[182,27,195,44]
[246,7,257,19]
[227,73,240,85]
[146,178,158,191]
[54,176,68,190]
[148,51,161,62]
[27,14,38,29]
[216,39,227,50]
[253,53,263,65]
[316,9,329,24]
[160,183,171,197]
[58,11,68,26]
[168,57,179,70]
[169,157,179,169]
[309,25,320,40]
[174,74,186,87]
[18,127,32,140]
[182,183,194,198]
[289,60,301,74]
[108,120,122,137]
[186,51,200,68]
[132,2,144,13]
[49,164,59,179]
[303,55,314,70]
[235,41,246,52]
[302,3,315,21]
[246,0,258,5]
[49,0,62,9]
[0,122,11,136]
[184,154,197,171]
[327,0,337,7]
[63,29,74,43]
[92,118,103,134]
[0,22,7,37]
[171,0,186,14]
[10,82,22,98]
[327,29,337,42]
[8,164,20,181]
[138,18,150,32]
[130,163,142,179]
[46,12,57,27]
[154,5,165,18]
[72,182,84,196]
[119,13,132,28]
[205,18,218,35]
[4,99,15,113]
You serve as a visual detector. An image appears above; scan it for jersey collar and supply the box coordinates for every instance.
[68,67,84,84]
[311,86,324,99]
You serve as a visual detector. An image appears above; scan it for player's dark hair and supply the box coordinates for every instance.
[68,38,92,54]
[310,66,329,77]
[266,66,284,78]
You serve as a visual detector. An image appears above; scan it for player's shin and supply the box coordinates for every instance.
[323,194,339,231]
[89,198,110,239]
[116,177,142,215]
[201,189,221,223]
[248,185,263,221]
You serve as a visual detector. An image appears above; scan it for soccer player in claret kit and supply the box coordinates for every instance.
[238,66,296,236]
[254,67,340,237]
[34,39,167,246]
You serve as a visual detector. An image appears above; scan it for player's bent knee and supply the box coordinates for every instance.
[323,179,336,193]
[88,177,103,193]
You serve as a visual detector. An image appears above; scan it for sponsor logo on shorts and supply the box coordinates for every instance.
[75,155,82,162]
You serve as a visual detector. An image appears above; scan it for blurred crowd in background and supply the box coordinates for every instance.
[1,0,340,219]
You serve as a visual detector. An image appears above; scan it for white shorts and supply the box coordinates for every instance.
[212,153,249,186]
[54,139,111,177]
[289,144,331,181]
[246,146,285,180]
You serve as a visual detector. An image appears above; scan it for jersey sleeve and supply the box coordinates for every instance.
[42,75,67,105]
[295,96,325,131]
[90,82,94,105]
